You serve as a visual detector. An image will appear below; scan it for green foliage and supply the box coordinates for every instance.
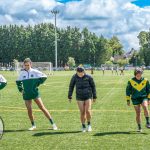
[0,24,123,66]
[117,59,128,67]
[109,36,124,57]
[67,57,75,68]
[105,61,113,65]
[138,31,150,66]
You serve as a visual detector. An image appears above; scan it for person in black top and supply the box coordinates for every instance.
[68,66,97,132]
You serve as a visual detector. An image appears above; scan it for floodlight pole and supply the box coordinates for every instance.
[148,28,150,48]
[51,10,59,70]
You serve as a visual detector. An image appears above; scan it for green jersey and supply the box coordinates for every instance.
[0,74,7,90]
[16,68,47,100]
[126,77,150,102]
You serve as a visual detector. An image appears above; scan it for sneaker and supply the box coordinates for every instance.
[87,125,92,132]
[28,126,36,131]
[146,124,150,128]
[137,128,142,132]
[52,124,58,130]
[82,127,86,132]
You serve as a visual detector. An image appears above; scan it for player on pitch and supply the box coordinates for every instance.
[0,74,7,90]
[68,66,97,132]
[16,58,57,131]
[126,68,150,132]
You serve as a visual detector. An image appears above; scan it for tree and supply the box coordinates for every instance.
[0,24,124,67]
[109,36,124,57]
[138,30,150,66]
[117,59,129,67]
[67,57,75,68]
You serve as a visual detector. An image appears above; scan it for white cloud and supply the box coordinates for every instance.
[0,0,150,50]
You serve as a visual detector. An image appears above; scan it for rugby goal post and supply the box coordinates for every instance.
[14,62,53,75]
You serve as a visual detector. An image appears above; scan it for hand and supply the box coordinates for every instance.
[21,90,24,94]
[148,100,150,105]
[127,100,130,106]
[92,99,96,103]
[68,96,72,103]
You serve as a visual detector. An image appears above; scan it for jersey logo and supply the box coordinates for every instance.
[23,76,26,79]
[130,79,147,91]
[31,74,34,77]
[83,77,89,81]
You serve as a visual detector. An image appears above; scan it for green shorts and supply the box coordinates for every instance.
[131,98,148,105]
[23,92,40,101]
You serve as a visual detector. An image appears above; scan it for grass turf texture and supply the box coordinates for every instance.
[0,70,150,150]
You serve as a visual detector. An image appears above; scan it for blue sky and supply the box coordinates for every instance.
[132,0,150,8]
[0,0,150,50]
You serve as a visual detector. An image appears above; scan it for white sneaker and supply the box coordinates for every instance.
[28,126,36,131]
[82,127,86,132]
[87,125,92,132]
[52,124,58,130]
[137,128,142,132]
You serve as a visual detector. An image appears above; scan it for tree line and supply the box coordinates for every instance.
[138,30,150,66]
[0,23,124,66]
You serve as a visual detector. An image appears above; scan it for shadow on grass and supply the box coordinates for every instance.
[4,129,47,133]
[4,129,28,133]
[33,131,81,136]
[94,131,148,136]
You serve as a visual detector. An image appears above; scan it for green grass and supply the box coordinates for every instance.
[0,70,150,150]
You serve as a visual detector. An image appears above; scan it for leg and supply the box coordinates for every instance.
[85,99,92,131]
[25,100,34,123]
[77,101,86,125]
[34,98,57,130]
[134,105,142,131]
[85,99,92,123]
[141,100,150,127]
[142,100,149,117]
[25,100,36,130]
[34,98,52,120]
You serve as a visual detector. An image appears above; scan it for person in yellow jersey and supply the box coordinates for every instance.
[126,68,150,132]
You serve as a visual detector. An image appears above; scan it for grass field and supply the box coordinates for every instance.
[0,70,150,150]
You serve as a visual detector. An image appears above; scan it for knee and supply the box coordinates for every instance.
[39,105,46,111]
[86,109,91,114]
[143,104,148,108]
[27,107,32,112]
[81,111,86,116]
[136,110,141,116]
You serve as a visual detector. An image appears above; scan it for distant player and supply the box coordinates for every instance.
[0,74,7,90]
[115,66,119,75]
[126,68,150,132]
[68,66,97,132]
[16,58,57,131]
[102,67,105,75]
[111,66,114,75]
[120,67,124,76]
[91,67,94,75]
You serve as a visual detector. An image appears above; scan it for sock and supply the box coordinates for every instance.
[145,117,150,124]
[138,124,141,130]
[82,124,86,128]
[49,118,54,125]
[31,121,35,126]
[87,121,91,126]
